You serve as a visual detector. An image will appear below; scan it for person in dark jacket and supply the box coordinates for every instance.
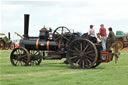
[107,27,116,43]
[107,27,116,50]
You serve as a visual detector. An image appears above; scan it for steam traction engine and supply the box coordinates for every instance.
[10,14,122,69]
[0,32,14,50]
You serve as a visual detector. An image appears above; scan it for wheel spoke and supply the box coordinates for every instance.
[61,27,64,34]
[86,56,94,62]
[87,54,95,60]
[12,54,18,59]
[71,53,79,56]
[86,59,92,65]
[21,58,27,63]
[87,44,94,51]
[55,36,61,41]
[82,60,85,69]
[69,49,79,56]
[80,42,83,51]
[74,46,80,53]
[83,44,89,52]
[76,59,80,64]
[88,54,95,57]
[69,49,76,52]
[22,54,28,58]
[55,31,60,35]
[15,60,19,65]
[63,36,69,41]
[72,57,79,63]
[84,50,94,55]
[70,56,78,60]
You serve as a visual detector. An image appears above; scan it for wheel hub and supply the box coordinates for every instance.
[79,52,86,59]
[79,52,83,57]
[17,56,23,60]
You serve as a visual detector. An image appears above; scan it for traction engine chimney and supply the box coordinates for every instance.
[24,14,29,38]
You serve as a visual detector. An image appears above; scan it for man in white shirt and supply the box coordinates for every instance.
[88,25,95,37]
[88,25,97,43]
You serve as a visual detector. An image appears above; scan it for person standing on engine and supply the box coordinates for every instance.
[88,25,95,37]
[88,25,97,43]
[99,24,107,51]
[107,27,116,44]
[107,27,116,50]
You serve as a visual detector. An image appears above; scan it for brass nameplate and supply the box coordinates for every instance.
[40,43,45,46]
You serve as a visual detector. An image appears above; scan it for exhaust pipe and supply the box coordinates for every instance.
[24,14,29,38]
[8,32,10,40]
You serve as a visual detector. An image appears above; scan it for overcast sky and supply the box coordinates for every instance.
[0,0,128,40]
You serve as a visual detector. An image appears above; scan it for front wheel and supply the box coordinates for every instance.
[10,47,30,66]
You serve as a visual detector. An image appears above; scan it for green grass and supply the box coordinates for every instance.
[0,49,128,85]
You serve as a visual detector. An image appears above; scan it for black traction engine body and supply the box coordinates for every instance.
[10,14,117,69]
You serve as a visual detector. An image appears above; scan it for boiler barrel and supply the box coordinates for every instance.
[19,39,63,51]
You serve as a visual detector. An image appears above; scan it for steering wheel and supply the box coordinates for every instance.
[53,26,71,43]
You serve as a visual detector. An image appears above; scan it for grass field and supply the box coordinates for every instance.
[0,49,128,85]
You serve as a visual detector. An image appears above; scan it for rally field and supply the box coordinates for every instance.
[0,49,128,85]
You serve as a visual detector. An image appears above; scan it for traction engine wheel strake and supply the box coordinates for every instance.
[10,47,30,66]
[29,50,42,65]
[67,38,98,69]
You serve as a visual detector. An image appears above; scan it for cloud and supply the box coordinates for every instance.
[1,5,20,11]
[88,0,128,19]
[2,0,89,8]
[1,0,128,40]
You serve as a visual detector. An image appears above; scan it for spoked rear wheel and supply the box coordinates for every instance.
[67,38,98,69]
[29,50,42,65]
[10,47,30,66]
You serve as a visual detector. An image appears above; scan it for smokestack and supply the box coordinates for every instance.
[24,14,29,38]
[8,32,10,40]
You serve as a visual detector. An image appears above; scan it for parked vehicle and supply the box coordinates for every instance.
[10,14,122,69]
[0,33,15,50]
